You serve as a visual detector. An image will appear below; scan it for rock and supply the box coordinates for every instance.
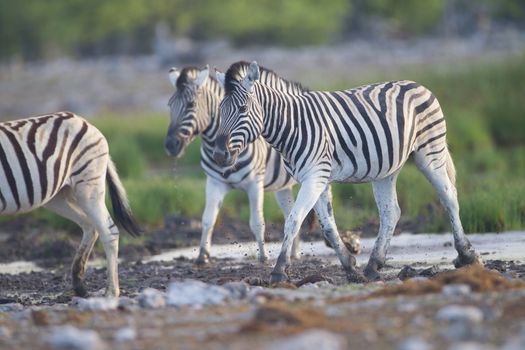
[398,266,418,280]
[166,280,231,307]
[448,342,497,350]
[72,297,119,312]
[0,303,24,313]
[436,305,484,324]
[265,329,346,350]
[44,325,105,350]
[222,281,250,299]
[114,327,136,342]
[0,326,12,339]
[442,284,472,297]
[117,296,138,311]
[436,305,484,341]
[137,288,166,309]
[397,336,432,350]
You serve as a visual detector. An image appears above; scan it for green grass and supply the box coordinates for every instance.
[12,54,525,235]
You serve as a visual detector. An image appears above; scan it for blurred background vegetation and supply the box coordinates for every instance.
[0,0,524,237]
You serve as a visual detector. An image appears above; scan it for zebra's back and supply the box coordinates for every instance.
[0,112,107,214]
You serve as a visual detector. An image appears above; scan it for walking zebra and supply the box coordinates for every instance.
[213,61,482,283]
[0,112,141,296]
[165,65,334,264]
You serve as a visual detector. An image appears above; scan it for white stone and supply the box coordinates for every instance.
[442,284,472,297]
[137,288,166,309]
[0,303,24,313]
[448,342,497,350]
[113,327,136,342]
[398,336,432,350]
[166,280,231,307]
[0,326,12,339]
[222,281,250,299]
[436,305,484,324]
[72,297,119,312]
[265,329,346,350]
[44,325,105,350]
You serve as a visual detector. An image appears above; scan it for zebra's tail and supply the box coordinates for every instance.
[106,159,142,236]
[445,148,457,187]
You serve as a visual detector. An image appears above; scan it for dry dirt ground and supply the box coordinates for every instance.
[1,220,525,349]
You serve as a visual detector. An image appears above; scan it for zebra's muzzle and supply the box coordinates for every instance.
[212,146,238,166]
[164,137,186,158]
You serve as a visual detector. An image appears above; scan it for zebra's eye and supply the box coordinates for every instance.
[187,102,196,109]
[238,106,248,113]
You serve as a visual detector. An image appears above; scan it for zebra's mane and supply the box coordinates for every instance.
[176,66,219,90]
[224,61,308,95]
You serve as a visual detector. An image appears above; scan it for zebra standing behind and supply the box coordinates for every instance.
[213,61,482,284]
[164,66,339,264]
[0,112,141,296]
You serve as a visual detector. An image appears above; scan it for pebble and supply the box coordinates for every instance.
[137,288,166,309]
[72,297,119,312]
[44,325,105,350]
[265,329,346,350]
[0,303,24,313]
[397,336,432,350]
[442,284,472,297]
[0,326,12,339]
[436,305,484,341]
[113,327,136,342]
[167,280,231,307]
[222,281,250,299]
[117,296,138,311]
[448,341,497,350]
[436,305,484,324]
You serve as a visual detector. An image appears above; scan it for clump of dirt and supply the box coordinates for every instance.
[375,265,525,297]
[323,230,361,254]
[241,302,332,334]
[397,265,439,280]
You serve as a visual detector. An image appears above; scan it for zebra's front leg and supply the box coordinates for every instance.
[270,180,326,284]
[274,187,301,260]
[363,174,401,281]
[247,181,269,263]
[314,185,366,283]
[196,177,230,265]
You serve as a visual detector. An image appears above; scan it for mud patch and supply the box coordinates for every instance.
[375,264,525,297]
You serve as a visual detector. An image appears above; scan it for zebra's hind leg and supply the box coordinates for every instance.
[414,148,482,268]
[196,177,230,265]
[363,174,401,281]
[247,181,269,263]
[314,185,366,283]
[274,187,302,260]
[44,187,98,297]
[74,181,121,297]
[270,179,326,284]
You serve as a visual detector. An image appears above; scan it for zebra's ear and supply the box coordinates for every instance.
[242,61,260,91]
[215,69,225,88]
[194,65,209,89]
[168,67,180,87]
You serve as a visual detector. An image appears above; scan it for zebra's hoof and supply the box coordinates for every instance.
[258,254,270,264]
[453,250,483,268]
[346,269,368,284]
[270,272,289,285]
[363,266,382,282]
[195,251,211,266]
[73,284,89,298]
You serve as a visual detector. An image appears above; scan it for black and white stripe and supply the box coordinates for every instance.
[165,66,324,264]
[214,61,482,283]
[0,111,141,296]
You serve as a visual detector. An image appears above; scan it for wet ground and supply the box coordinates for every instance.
[1,219,525,349]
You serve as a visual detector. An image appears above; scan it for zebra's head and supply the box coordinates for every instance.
[213,61,264,166]
[165,65,209,158]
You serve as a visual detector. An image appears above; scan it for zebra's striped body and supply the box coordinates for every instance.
[165,66,319,263]
[0,112,141,296]
[214,61,482,283]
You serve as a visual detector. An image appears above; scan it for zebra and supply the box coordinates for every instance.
[0,112,141,297]
[164,65,339,264]
[213,61,482,284]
